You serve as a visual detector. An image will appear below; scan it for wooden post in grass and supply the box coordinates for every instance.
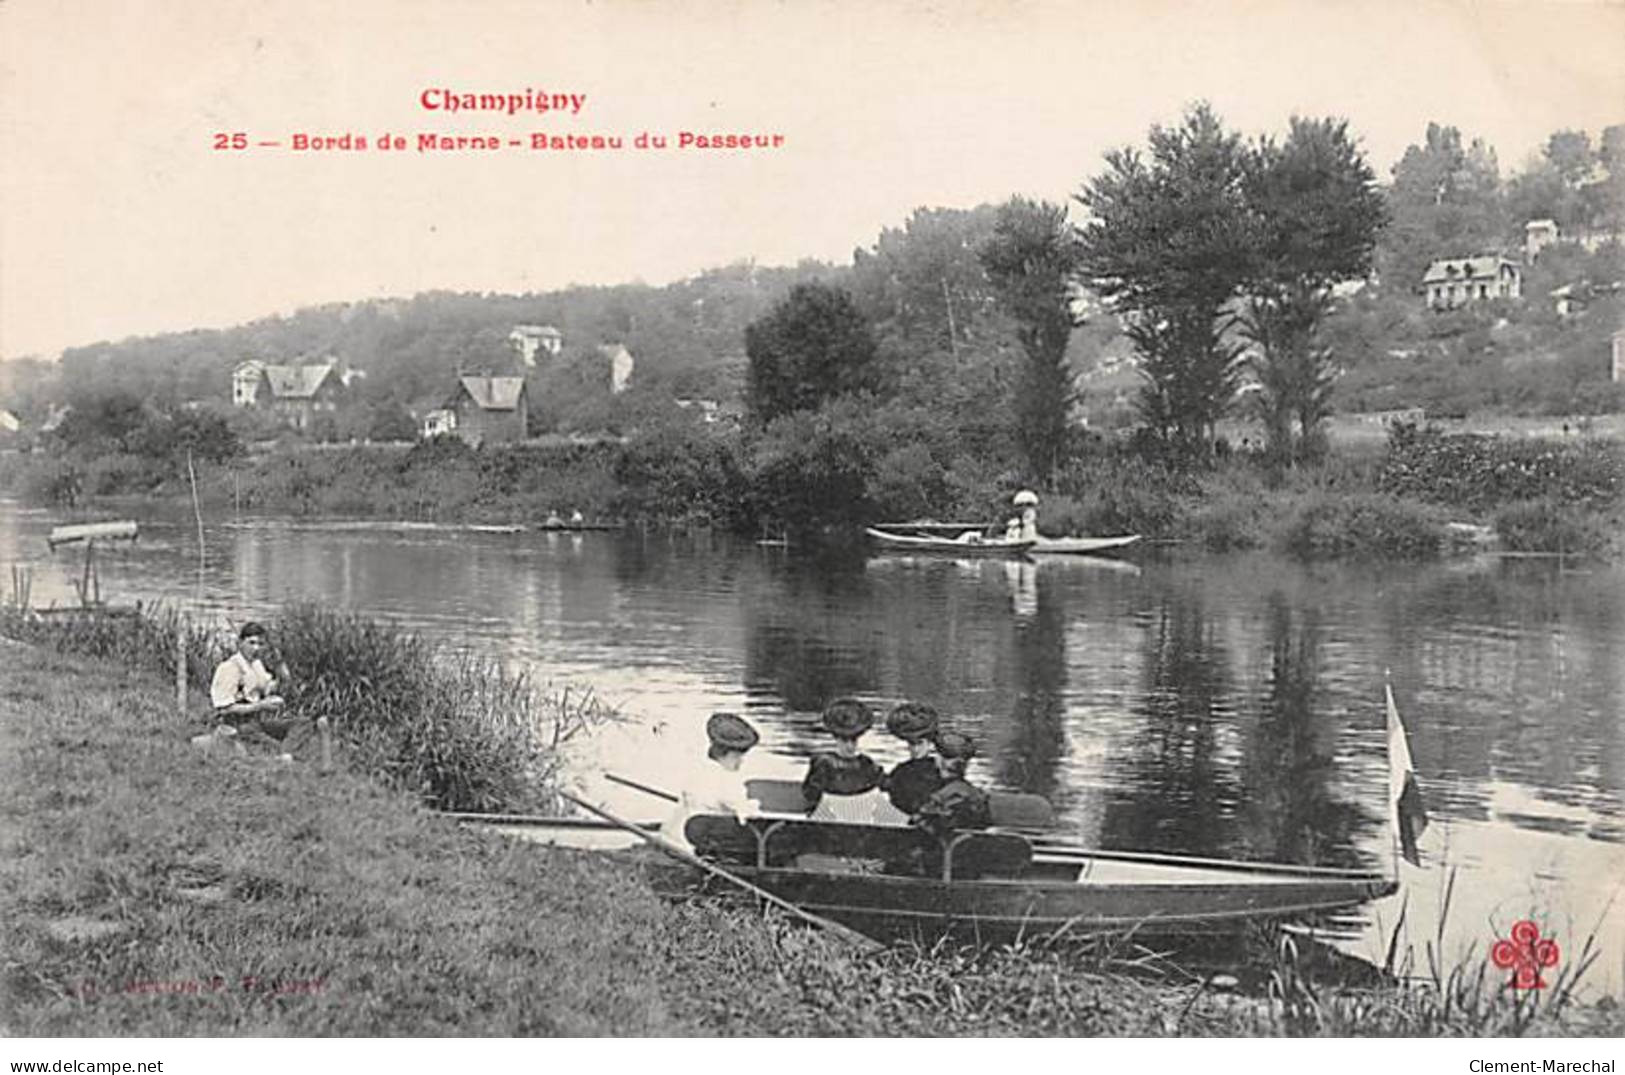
[175,619,186,716]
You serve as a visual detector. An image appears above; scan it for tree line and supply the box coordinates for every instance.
[743,107,1622,481]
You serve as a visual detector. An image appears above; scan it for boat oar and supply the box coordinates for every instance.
[557,789,883,955]
[605,771,679,803]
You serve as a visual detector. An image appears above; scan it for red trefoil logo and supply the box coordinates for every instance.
[1490,920,1560,989]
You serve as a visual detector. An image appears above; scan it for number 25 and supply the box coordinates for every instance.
[213,132,248,150]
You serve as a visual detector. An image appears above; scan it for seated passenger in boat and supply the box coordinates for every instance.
[910,731,992,839]
[802,698,888,823]
[661,712,759,852]
[883,701,943,816]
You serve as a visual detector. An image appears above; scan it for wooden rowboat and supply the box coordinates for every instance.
[865,527,1036,556]
[451,785,1393,940]
[452,810,1391,939]
[681,814,1394,939]
[1030,534,1142,555]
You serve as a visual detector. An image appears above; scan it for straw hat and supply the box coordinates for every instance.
[1012,490,1039,507]
[933,731,977,761]
[706,712,759,752]
[885,701,939,743]
[821,697,874,739]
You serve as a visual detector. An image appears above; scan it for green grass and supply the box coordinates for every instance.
[2,638,1617,1036]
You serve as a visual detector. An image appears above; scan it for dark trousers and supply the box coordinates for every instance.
[225,712,319,755]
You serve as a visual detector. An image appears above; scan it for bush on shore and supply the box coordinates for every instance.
[1273,493,1445,559]
[1493,498,1615,554]
[1378,423,1625,513]
[11,407,1624,562]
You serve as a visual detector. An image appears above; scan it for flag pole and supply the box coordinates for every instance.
[1385,668,1398,879]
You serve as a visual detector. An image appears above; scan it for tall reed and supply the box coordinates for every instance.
[0,600,619,812]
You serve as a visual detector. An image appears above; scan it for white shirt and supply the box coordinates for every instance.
[210,652,275,711]
[660,761,754,852]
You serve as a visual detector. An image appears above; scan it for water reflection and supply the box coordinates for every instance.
[1101,591,1239,855]
[993,563,1068,802]
[1235,597,1368,869]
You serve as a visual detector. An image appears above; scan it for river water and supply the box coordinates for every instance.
[3,499,1620,992]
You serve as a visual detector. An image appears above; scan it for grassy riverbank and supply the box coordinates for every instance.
[3,638,1617,1036]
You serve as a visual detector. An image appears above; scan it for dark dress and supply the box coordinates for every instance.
[911,778,993,839]
[802,752,886,814]
[885,757,945,815]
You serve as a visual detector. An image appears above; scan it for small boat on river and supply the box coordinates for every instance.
[865,527,1036,556]
[453,808,1393,939]
[1030,534,1142,555]
[452,777,1393,940]
[869,521,1140,558]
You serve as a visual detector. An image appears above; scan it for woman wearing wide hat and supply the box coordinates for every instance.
[661,711,760,852]
[801,697,888,823]
[883,701,944,816]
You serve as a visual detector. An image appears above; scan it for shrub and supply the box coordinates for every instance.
[83,452,161,495]
[1274,493,1444,559]
[21,457,83,507]
[1182,497,1265,551]
[613,424,749,527]
[270,603,614,811]
[1378,423,1624,512]
[1493,499,1612,554]
[1051,453,1195,537]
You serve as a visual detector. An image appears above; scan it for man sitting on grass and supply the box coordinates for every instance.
[210,622,329,766]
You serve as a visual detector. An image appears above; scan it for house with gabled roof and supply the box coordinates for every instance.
[232,359,345,430]
[509,325,563,369]
[445,376,528,446]
[1422,256,1521,309]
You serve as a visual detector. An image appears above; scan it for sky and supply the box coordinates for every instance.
[1,0,1622,361]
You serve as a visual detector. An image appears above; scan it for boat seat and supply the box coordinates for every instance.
[685,814,1032,881]
[746,778,1056,830]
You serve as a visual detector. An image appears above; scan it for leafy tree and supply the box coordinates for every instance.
[155,409,242,463]
[851,205,1002,361]
[1240,117,1386,464]
[1076,103,1252,456]
[980,197,1083,483]
[743,283,879,423]
[1380,122,1503,291]
[53,390,149,455]
[1544,129,1594,187]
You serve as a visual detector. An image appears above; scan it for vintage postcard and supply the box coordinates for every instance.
[1,0,1621,1063]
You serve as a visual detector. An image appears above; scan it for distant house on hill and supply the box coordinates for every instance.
[1525,219,1560,263]
[421,407,457,440]
[232,360,344,430]
[0,408,21,434]
[1422,256,1521,309]
[232,361,268,407]
[509,325,563,369]
[445,376,528,446]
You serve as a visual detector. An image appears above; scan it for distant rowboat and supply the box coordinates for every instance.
[865,527,1035,556]
[870,522,1140,558]
[1030,534,1141,555]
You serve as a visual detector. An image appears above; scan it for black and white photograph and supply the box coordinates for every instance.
[1,0,1621,1061]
